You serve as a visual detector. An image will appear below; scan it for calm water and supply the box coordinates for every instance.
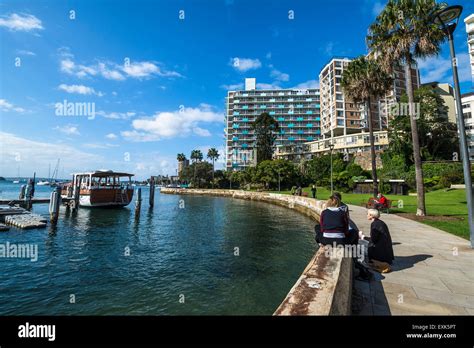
[0,181,317,315]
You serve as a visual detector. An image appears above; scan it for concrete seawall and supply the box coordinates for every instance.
[160,188,353,315]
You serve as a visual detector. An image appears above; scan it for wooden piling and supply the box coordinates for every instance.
[135,188,142,220]
[72,178,80,211]
[149,177,155,208]
[49,187,61,225]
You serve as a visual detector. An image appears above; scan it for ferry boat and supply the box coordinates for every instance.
[61,170,134,207]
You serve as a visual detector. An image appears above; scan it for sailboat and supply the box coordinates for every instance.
[37,163,51,186]
[49,159,61,187]
[12,166,20,184]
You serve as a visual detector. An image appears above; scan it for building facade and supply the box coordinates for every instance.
[275,130,389,166]
[225,78,321,170]
[465,14,474,85]
[318,57,420,139]
[461,92,474,161]
[421,82,456,124]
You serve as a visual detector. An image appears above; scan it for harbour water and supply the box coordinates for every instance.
[0,181,317,315]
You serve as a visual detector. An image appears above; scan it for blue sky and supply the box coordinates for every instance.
[1,0,473,180]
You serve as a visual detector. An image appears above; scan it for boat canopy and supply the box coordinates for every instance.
[73,170,134,178]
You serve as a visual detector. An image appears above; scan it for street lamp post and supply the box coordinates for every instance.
[278,171,281,192]
[328,143,334,195]
[433,5,474,248]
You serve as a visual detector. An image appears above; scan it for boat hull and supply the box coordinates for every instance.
[80,188,133,207]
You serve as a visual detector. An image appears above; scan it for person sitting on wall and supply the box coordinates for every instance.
[373,193,388,210]
[318,196,349,246]
[359,209,394,266]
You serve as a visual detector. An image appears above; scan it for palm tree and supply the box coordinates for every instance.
[341,56,393,197]
[190,150,203,163]
[177,153,186,162]
[190,150,203,187]
[367,0,446,216]
[207,148,220,188]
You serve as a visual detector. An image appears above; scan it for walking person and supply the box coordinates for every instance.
[311,185,317,199]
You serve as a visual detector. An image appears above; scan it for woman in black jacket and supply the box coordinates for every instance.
[359,209,394,264]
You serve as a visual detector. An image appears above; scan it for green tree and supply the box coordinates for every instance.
[207,148,220,188]
[389,87,459,162]
[180,161,213,188]
[190,150,203,185]
[367,0,446,216]
[254,160,299,190]
[177,153,186,162]
[341,56,393,197]
[252,112,280,163]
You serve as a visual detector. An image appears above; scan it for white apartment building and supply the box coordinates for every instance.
[461,92,474,161]
[465,14,474,84]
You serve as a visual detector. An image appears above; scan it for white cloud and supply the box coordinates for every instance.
[16,50,36,56]
[58,84,103,96]
[293,79,320,89]
[83,143,118,149]
[0,99,26,113]
[122,104,223,142]
[0,132,103,177]
[0,13,43,32]
[269,67,290,82]
[123,61,182,78]
[54,124,80,136]
[58,50,181,81]
[418,53,471,84]
[96,110,136,120]
[230,57,262,72]
[106,133,118,139]
[256,82,282,90]
[221,83,244,90]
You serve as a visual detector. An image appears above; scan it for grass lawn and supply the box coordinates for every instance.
[279,187,469,240]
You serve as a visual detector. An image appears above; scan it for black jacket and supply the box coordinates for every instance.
[367,219,394,264]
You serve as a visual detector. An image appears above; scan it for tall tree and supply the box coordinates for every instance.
[367,0,446,216]
[341,56,393,197]
[177,153,187,162]
[190,150,203,186]
[207,148,220,188]
[190,150,203,163]
[252,112,280,164]
[389,86,459,162]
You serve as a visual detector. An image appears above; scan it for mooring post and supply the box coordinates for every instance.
[72,178,80,211]
[24,179,33,210]
[149,177,155,208]
[19,184,26,200]
[135,188,142,220]
[49,187,61,225]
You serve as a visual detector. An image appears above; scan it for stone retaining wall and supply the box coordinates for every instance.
[160,188,352,315]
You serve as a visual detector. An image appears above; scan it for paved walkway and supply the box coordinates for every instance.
[350,205,474,315]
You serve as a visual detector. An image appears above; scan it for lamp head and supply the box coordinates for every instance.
[433,5,462,33]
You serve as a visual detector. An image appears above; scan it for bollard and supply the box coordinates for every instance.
[19,185,26,200]
[72,183,80,211]
[24,181,33,210]
[149,177,155,208]
[49,187,61,225]
[135,188,142,220]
